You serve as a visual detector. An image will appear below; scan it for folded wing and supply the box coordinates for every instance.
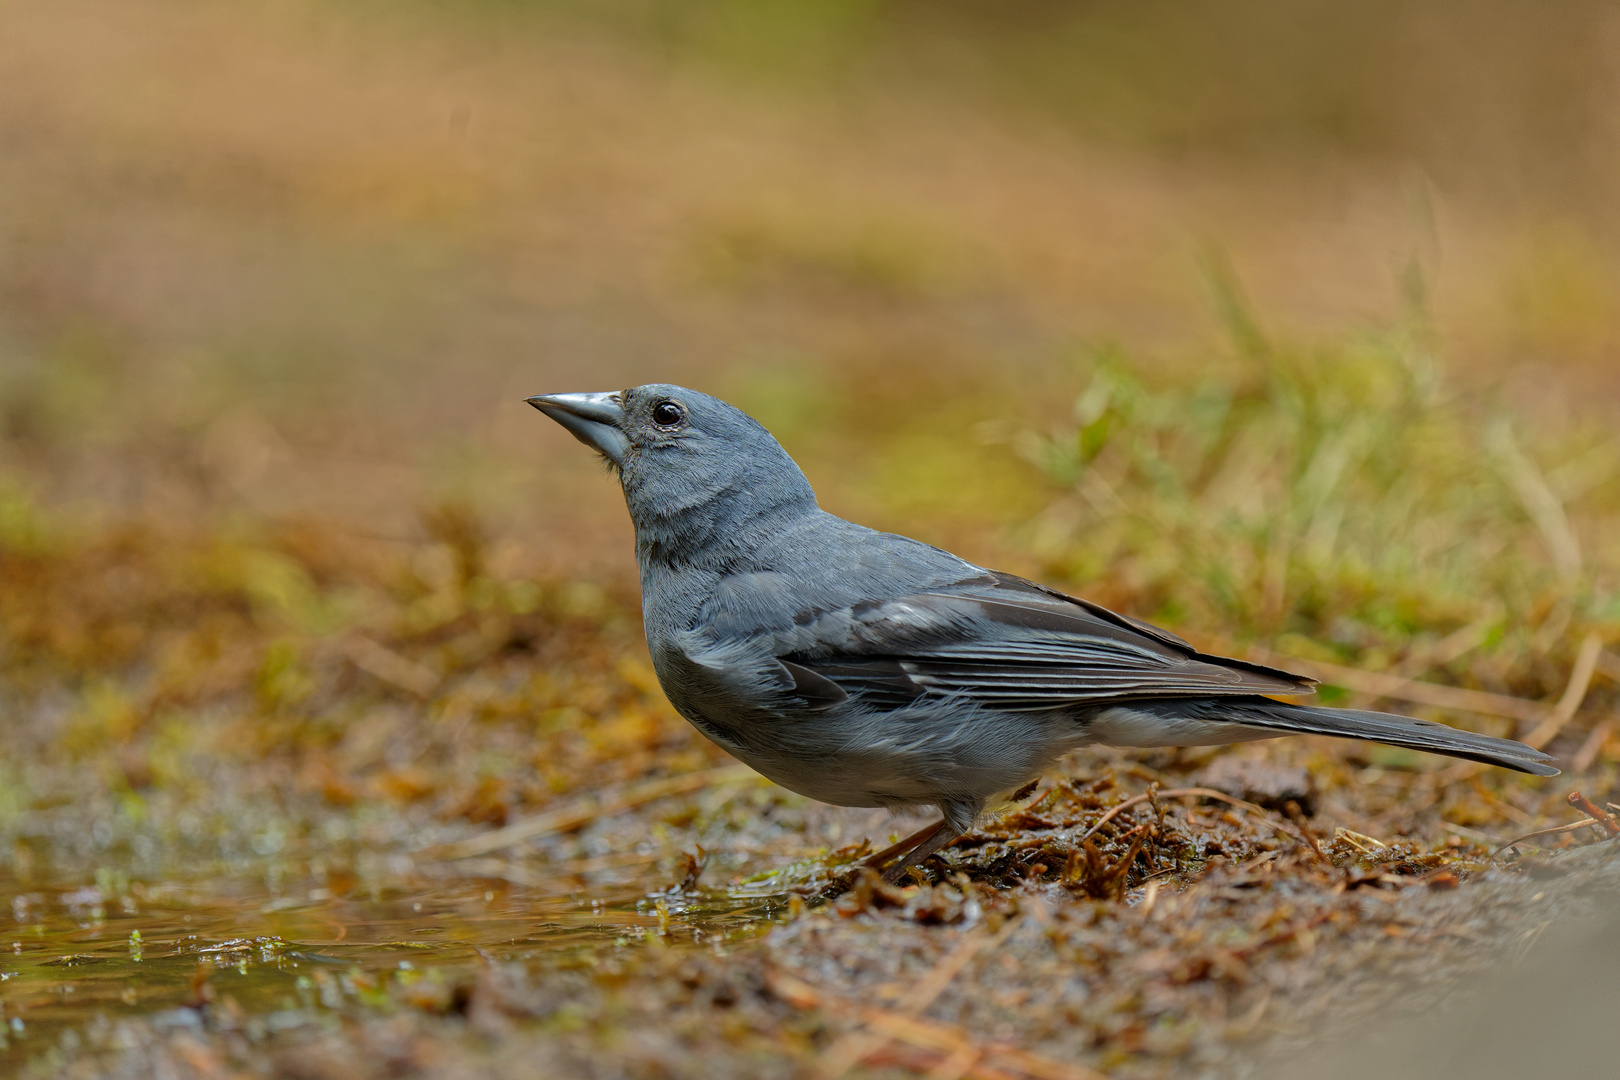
[777,571,1313,712]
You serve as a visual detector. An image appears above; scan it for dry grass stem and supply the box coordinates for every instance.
[1488,819,1610,860]
[773,969,1112,1080]
[1521,632,1604,749]
[1488,790,1620,858]
[340,635,442,698]
[1075,786,1322,862]
[821,921,1016,1078]
[1252,651,1549,725]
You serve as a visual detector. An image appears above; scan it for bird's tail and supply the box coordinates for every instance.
[1106,697,1559,776]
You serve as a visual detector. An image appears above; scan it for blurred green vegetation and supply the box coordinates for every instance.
[1014,272,1619,703]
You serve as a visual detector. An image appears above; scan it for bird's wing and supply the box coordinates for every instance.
[773,571,1313,712]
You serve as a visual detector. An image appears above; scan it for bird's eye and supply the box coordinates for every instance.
[652,401,685,428]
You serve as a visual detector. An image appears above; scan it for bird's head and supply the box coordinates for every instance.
[527,384,817,555]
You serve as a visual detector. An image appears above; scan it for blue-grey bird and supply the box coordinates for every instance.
[528,385,1558,880]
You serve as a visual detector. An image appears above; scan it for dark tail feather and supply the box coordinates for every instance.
[1228,698,1559,776]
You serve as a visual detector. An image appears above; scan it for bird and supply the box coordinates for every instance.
[528,384,1558,882]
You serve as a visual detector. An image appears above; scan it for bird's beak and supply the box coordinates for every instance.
[526,391,630,466]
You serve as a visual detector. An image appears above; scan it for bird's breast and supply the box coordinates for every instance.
[646,637,767,747]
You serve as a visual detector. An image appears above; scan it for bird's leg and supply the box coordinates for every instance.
[861,818,963,885]
[881,822,963,884]
[860,819,945,876]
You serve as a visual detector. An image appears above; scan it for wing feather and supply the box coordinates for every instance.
[779,571,1313,712]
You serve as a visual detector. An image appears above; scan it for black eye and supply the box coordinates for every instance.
[652,401,685,428]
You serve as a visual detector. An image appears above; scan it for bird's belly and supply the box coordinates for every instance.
[686,700,1080,812]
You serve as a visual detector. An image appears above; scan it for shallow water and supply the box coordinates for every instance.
[0,859,788,1069]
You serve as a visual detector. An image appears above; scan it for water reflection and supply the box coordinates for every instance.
[0,862,787,1065]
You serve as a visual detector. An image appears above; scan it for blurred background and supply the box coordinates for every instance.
[5,0,1620,556]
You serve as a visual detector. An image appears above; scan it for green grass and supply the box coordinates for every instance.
[1015,269,1619,704]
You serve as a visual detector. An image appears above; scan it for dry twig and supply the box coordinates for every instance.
[1249,649,1547,724]
[1074,787,1323,862]
[1566,792,1620,837]
[340,635,441,698]
[1427,635,1603,786]
[1489,791,1620,859]
[1487,819,1607,860]
[1520,632,1604,749]
[820,921,1016,1078]
[770,969,1111,1080]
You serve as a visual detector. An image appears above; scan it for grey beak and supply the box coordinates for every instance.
[526,391,630,466]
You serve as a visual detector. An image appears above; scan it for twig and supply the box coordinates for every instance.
[1261,632,1597,763]
[770,970,1112,1080]
[340,635,440,697]
[1487,793,1620,860]
[1392,610,1500,677]
[1137,878,1163,918]
[1074,787,1321,862]
[1521,632,1604,749]
[863,1012,1099,1080]
[1284,802,1328,862]
[1248,649,1547,724]
[862,1044,1011,1080]
[1488,819,1608,861]
[1333,827,1388,855]
[1073,825,1151,896]
[1074,789,1241,845]
[428,765,757,859]
[1437,822,1498,845]
[1566,791,1620,837]
[821,920,1017,1078]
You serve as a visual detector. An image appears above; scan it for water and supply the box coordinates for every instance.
[0,859,789,1068]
